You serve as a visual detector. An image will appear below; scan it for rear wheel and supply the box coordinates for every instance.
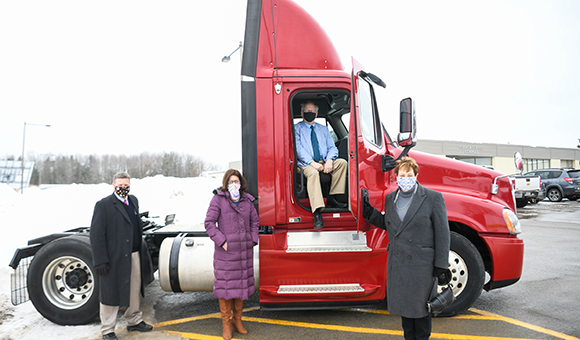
[27,235,99,325]
[437,232,485,317]
[547,188,562,202]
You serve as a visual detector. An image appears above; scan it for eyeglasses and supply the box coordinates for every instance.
[228,180,240,184]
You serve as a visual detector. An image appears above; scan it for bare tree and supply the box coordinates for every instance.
[23,152,218,184]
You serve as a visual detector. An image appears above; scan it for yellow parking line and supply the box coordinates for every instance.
[153,307,260,328]
[153,312,220,327]
[164,330,225,340]
[239,316,539,339]
[242,316,404,335]
[345,307,499,321]
[155,305,579,340]
[470,308,580,340]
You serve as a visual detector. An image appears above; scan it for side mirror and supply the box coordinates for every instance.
[359,71,386,88]
[514,152,523,172]
[397,98,416,147]
[383,98,417,172]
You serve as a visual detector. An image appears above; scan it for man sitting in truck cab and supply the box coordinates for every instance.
[295,101,348,229]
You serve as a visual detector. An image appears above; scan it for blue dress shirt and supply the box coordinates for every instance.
[295,121,338,166]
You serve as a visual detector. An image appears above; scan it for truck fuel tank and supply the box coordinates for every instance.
[158,234,259,292]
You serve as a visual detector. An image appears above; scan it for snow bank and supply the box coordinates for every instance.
[0,175,221,339]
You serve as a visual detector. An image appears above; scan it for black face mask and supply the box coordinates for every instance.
[303,111,316,122]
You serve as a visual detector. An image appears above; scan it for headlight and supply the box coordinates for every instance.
[503,208,521,234]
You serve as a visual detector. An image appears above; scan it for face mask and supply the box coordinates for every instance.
[303,111,316,122]
[397,176,416,192]
[115,186,130,198]
[228,183,241,201]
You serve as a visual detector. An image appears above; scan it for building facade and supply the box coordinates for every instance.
[414,139,580,174]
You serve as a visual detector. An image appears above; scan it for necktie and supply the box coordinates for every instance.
[311,125,321,162]
[124,199,128,205]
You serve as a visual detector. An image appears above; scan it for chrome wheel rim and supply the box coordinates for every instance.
[41,256,94,310]
[444,251,468,297]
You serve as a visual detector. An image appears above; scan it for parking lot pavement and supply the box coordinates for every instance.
[150,304,579,339]
[146,199,580,340]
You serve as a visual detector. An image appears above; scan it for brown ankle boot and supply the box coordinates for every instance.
[218,299,232,340]
[232,299,248,334]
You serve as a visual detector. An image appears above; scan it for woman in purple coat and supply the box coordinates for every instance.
[204,169,259,340]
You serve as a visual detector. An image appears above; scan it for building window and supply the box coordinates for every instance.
[523,159,549,173]
[561,160,574,168]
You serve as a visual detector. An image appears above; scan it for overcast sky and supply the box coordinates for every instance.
[1,0,579,169]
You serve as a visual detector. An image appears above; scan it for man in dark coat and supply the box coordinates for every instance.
[363,157,450,340]
[90,172,153,340]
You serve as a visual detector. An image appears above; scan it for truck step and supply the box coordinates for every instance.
[278,283,364,294]
[286,230,371,253]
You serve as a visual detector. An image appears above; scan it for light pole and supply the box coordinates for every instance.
[21,122,51,194]
[222,41,243,63]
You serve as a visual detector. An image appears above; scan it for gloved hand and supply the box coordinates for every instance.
[361,190,375,220]
[433,266,451,285]
[95,263,109,276]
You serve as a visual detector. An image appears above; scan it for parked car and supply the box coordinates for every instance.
[523,168,580,202]
[510,175,544,207]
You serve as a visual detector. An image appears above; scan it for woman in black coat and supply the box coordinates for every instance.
[363,157,450,340]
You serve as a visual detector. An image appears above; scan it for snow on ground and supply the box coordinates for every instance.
[0,175,222,340]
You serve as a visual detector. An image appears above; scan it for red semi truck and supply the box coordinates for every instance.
[9,0,523,325]
[240,0,522,314]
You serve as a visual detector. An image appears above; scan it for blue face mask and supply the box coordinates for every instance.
[397,176,416,192]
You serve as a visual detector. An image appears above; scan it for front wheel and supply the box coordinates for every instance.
[437,232,485,317]
[27,235,100,325]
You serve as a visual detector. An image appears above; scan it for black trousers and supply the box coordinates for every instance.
[401,315,432,340]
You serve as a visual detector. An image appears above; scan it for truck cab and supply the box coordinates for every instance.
[241,0,523,314]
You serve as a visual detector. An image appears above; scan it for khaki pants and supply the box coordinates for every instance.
[100,251,143,335]
[301,158,347,212]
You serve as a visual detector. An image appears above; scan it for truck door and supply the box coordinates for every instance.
[349,58,389,233]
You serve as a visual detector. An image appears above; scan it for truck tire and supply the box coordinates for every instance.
[27,235,99,325]
[437,232,485,317]
[547,188,562,202]
[515,197,528,208]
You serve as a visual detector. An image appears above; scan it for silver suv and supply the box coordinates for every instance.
[523,168,580,202]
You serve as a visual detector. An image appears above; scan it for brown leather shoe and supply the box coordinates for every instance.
[219,298,232,340]
[232,299,248,334]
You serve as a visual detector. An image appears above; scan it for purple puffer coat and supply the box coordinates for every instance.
[204,189,259,300]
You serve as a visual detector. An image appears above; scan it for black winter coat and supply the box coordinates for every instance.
[366,183,450,318]
[90,194,154,307]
